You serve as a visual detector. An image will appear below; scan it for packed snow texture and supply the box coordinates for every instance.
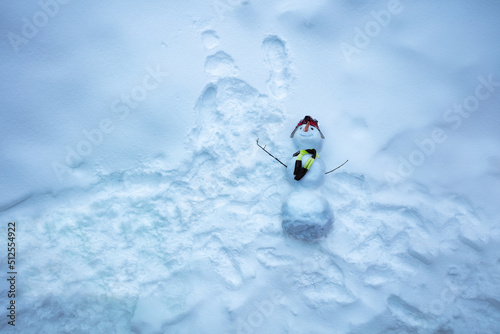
[1,0,500,333]
[282,190,334,241]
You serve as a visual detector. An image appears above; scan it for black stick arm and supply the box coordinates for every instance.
[256,139,288,168]
[325,159,349,174]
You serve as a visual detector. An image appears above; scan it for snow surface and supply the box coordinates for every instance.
[1,0,500,333]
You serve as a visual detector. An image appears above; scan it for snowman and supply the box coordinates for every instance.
[282,115,333,241]
[258,116,344,241]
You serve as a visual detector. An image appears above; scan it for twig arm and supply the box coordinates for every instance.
[256,139,288,168]
[325,159,349,174]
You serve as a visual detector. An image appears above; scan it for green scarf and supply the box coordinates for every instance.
[293,149,317,180]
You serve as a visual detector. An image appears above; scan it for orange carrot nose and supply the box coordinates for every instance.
[304,121,310,132]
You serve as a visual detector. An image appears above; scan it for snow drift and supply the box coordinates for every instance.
[1,0,500,333]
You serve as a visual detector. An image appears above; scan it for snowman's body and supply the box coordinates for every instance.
[282,119,334,241]
[285,153,325,189]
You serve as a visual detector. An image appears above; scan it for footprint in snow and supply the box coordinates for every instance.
[201,30,220,50]
[204,51,239,78]
[262,35,293,99]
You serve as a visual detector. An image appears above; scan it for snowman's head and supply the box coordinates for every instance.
[290,115,324,151]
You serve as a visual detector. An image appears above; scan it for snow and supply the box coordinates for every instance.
[1,0,500,333]
[286,153,326,189]
[282,190,334,241]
